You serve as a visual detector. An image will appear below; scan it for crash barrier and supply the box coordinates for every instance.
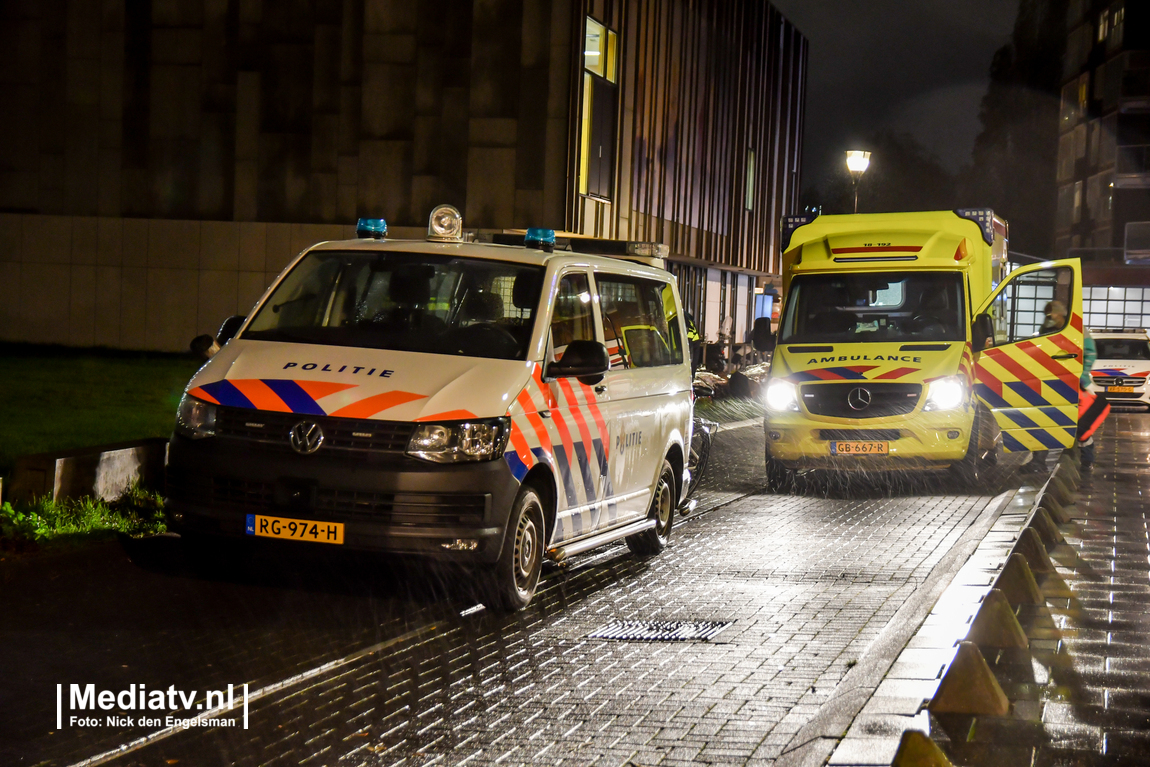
[7,438,169,504]
[825,453,1080,766]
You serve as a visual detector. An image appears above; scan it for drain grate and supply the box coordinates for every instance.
[588,619,732,642]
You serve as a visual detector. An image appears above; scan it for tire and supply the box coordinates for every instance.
[486,486,546,611]
[948,414,993,488]
[766,451,795,494]
[627,460,676,556]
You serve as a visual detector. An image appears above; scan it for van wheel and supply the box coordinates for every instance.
[486,486,545,611]
[948,417,992,488]
[766,453,795,494]
[627,460,675,556]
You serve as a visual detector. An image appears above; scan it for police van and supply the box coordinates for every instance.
[1089,328,1150,409]
[166,205,693,610]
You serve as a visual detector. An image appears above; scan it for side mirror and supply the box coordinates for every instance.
[692,382,715,399]
[217,315,246,346]
[972,313,994,351]
[546,340,610,384]
[752,317,776,352]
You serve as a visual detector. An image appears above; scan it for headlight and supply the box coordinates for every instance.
[923,376,967,412]
[407,417,510,463]
[176,394,217,439]
[764,379,800,412]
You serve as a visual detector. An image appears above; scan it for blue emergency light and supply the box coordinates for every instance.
[524,228,556,251]
[356,218,388,239]
[954,209,995,246]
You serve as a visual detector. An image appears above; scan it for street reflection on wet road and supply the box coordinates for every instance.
[0,411,1048,767]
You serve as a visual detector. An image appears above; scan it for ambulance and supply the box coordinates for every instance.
[166,205,693,610]
[752,209,1084,489]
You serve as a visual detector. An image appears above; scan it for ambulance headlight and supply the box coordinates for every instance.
[175,394,217,439]
[764,379,800,412]
[923,376,966,412]
[407,417,510,463]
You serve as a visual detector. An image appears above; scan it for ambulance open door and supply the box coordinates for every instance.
[971,259,1084,451]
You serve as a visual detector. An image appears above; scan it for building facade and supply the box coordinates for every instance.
[0,0,806,351]
[1057,0,1149,262]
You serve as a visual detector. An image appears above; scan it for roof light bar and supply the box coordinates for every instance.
[954,208,995,245]
[428,204,464,242]
[781,213,819,252]
[525,228,556,252]
[356,218,387,239]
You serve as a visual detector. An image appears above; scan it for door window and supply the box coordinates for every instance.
[597,275,683,368]
[987,267,1074,345]
[549,272,595,360]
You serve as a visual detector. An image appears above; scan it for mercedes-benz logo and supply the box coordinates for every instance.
[847,387,872,411]
[289,421,324,454]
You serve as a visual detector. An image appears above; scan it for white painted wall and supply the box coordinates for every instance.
[704,268,722,341]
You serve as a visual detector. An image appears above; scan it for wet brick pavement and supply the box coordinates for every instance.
[123,488,1003,766]
[1,424,1028,767]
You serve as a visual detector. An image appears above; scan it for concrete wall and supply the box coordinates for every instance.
[0,212,354,352]
[0,0,575,231]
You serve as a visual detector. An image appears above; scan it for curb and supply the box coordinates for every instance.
[823,454,1080,766]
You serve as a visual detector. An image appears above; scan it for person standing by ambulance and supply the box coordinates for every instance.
[1077,328,1109,471]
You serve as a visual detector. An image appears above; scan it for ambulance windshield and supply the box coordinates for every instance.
[779,272,965,344]
[243,251,544,360]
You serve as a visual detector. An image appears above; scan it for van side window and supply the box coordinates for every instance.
[550,273,595,360]
[596,275,683,368]
[988,267,1074,345]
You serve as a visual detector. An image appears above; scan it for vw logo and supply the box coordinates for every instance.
[289,421,324,454]
[847,387,872,411]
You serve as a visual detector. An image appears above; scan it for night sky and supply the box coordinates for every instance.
[769,0,1020,191]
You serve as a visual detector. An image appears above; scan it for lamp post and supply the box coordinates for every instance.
[845,150,871,214]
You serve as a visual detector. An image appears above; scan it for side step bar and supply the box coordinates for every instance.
[547,518,655,562]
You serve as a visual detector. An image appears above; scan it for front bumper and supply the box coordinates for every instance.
[165,435,520,563]
[1091,381,1150,407]
[764,407,974,471]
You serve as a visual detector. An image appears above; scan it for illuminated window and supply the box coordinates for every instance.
[579,18,619,199]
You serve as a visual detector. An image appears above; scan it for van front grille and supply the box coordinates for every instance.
[801,383,921,419]
[215,407,415,454]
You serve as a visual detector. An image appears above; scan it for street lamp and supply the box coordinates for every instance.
[845,150,871,214]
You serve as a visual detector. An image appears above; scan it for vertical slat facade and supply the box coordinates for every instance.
[571,0,807,275]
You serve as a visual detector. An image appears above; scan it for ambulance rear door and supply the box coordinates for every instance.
[971,259,1084,451]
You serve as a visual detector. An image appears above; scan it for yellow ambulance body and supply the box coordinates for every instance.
[758,209,1084,486]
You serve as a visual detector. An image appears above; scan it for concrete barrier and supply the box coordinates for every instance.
[8,438,168,503]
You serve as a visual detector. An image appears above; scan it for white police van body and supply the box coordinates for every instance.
[1089,328,1150,409]
[167,207,692,609]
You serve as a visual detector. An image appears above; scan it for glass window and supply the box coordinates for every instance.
[1096,338,1150,360]
[986,267,1073,345]
[244,251,544,360]
[778,272,966,344]
[597,275,683,368]
[580,17,619,199]
[549,272,595,361]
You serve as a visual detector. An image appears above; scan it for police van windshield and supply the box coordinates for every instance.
[243,251,544,360]
[780,272,966,344]
[1096,338,1150,360]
